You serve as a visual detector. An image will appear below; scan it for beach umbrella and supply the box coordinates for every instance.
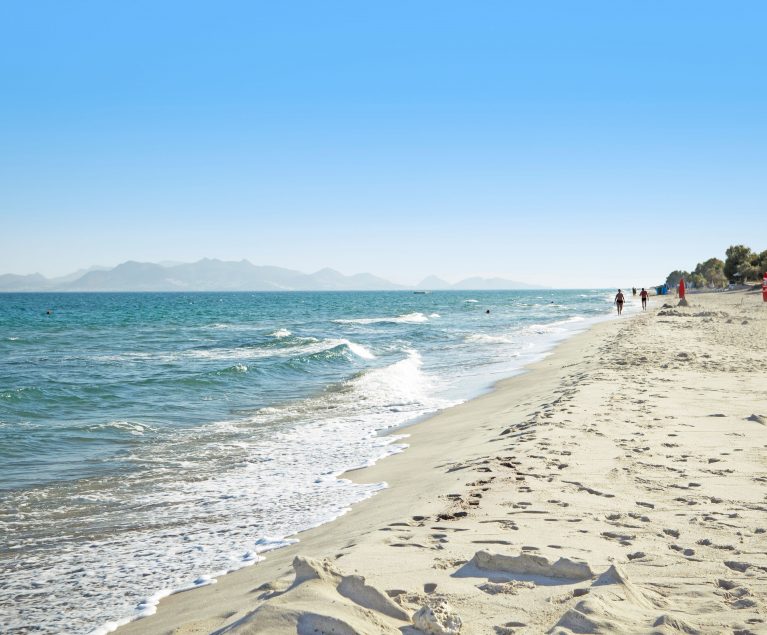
[679,278,686,300]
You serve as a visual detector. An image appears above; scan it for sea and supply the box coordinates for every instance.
[0,289,637,634]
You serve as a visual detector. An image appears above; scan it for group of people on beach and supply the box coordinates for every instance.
[614,288,648,315]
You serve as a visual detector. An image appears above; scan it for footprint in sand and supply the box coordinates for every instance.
[472,539,514,546]
[601,531,635,546]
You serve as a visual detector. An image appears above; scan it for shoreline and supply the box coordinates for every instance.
[2,290,623,635]
[114,300,638,635]
[118,290,767,634]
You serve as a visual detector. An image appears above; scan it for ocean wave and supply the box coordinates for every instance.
[85,421,150,436]
[334,312,429,325]
[270,329,291,338]
[350,349,431,408]
[241,349,443,432]
[215,363,249,374]
[524,315,586,335]
[185,338,374,362]
[465,333,516,345]
[205,323,262,331]
[1,386,44,402]
[343,340,376,360]
[463,299,478,303]
[91,337,374,366]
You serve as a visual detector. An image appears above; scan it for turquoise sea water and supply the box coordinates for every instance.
[0,290,631,633]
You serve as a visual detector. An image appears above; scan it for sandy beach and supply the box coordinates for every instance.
[117,290,767,635]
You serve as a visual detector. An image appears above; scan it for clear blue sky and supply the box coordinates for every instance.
[1,1,765,287]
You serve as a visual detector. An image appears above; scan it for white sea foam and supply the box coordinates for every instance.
[465,333,516,345]
[463,299,479,303]
[429,313,440,318]
[4,346,446,635]
[524,315,586,335]
[334,312,429,325]
[206,323,262,331]
[87,421,149,436]
[183,338,373,362]
[343,340,376,360]
[97,338,371,365]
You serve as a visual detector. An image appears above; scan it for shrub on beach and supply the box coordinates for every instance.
[665,270,690,288]
[724,245,759,282]
[664,244,764,288]
[693,258,727,288]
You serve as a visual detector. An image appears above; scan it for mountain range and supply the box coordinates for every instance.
[0,259,541,292]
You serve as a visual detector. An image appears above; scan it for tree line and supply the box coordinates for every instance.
[665,245,767,289]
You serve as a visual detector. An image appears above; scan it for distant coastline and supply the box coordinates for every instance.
[0,258,543,293]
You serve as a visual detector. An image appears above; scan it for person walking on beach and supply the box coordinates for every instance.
[614,289,625,315]
[640,287,649,310]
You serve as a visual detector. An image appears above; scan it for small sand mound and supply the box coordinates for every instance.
[478,580,536,595]
[657,309,729,318]
[471,549,594,580]
[652,614,701,634]
[552,566,677,634]
[593,564,656,609]
[551,596,625,634]
[412,601,462,634]
[221,555,409,634]
[747,414,766,425]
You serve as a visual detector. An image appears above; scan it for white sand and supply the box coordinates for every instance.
[117,291,767,634]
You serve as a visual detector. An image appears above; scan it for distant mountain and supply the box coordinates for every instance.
[63,260,393,292]
[50,265,110,285]
[0,273,49,291]
[68,262,172,291]
[310,268,404,291]
[0,259,542,292]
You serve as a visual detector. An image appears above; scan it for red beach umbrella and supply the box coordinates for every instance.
[679,278,686,299]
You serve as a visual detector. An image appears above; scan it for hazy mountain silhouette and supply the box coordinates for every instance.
[0,273,49,291]
[0,259,542,291]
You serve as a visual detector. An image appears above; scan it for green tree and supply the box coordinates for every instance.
[724,245,756,282]
[665,270,689,288]
[756,250,767,278]
[693,257,727,287]
[690,273,706,288]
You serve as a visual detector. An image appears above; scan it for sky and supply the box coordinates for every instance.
[1,1,765,287]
